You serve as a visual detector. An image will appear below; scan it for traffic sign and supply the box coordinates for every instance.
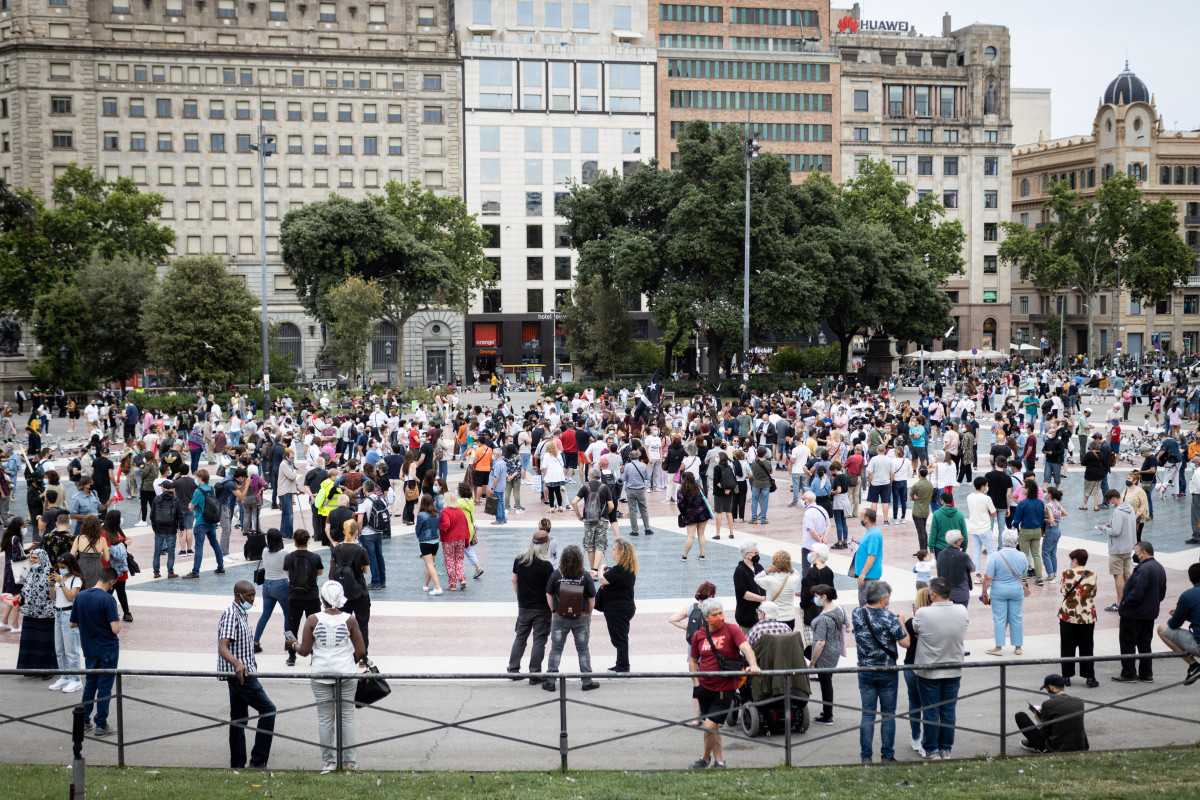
[1116,341,1122,349]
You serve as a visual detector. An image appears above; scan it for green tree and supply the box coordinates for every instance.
[323,276,384,384]
[142,255,259,384]
[29,282,93,389]
[999,174,1193,363]
[0,165,174,315]
[815,161,965,371]
[76,253,157,391]
[279,183,491,378]
[559,277,634,379]
[561,121,823,380]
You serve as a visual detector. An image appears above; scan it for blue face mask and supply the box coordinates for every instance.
[807,552,816,565]
[59,569,69,577]
[432,485,441,494]
[240,600,253,612]
[861,519,869,527]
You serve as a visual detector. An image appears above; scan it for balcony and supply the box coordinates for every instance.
[1185,215,1200,226]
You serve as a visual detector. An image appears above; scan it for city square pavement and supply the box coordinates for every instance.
[2,387,1198,770]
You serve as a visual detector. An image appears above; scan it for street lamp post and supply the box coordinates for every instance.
[58,344,67,391]
[549,304,557,385]
[384,340,393,388]
[739,129,760,383]
[249,88,274,420]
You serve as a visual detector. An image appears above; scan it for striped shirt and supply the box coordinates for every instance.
[217,602,257,676]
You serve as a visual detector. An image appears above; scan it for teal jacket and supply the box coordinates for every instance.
[928,504,968,552]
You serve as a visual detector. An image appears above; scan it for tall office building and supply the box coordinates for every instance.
[456,0,655,381]
[0,0,462,386]
[1010,64,1200,359]
[833,7,1013,352]
[652,0,840,182]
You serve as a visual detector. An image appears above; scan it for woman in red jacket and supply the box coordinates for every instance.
[438,497,470,591]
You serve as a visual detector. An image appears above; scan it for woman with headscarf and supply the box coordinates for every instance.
[15,547,58,673]
[287,580,366,774]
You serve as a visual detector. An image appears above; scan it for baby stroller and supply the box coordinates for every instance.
[728,632,812,737]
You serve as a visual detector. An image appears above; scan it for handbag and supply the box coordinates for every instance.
[10,559,29,585]
[593,585,606,612]
[403,481,420,502]
[124,550,141,577]
[997,551,1032,597]
[484,496,499,516]
[354,656,391,707]
[703,622,749,688]
[253,561,265,586]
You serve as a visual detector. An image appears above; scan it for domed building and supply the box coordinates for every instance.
[1010,63,1200,360]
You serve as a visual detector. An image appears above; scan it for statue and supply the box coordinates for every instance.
[984,80,996,115]
[0,313,22,356]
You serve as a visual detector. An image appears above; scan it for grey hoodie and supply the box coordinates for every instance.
[1102,501,1136,555]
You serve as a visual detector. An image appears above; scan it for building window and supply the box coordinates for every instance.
[1020,178,1029,197]
[1156,298,1171,315]
[890,128,907,143]
[1185,295,1200,315]
[51,131,74,149]
[853,90,868,112]
[526,289,543,314]
[917,128,933,142]
[423,74,442,91]
[211,133,225,152]
[984,190,999,209]
[943,129,959,143]
[891,156,907,175]
[50,97,72,115]
[527,257,543,280]
[526,191,543,216]
[984,130,999,143]
[943,156,958,176]
[157,133,173,152]
[364,136,378,155]
[1019,296,1028,315]
[319,2,336,22]
[983,256,998,274]
[103,132,119,150]
[917,156,933,175]
[423,106,443,123]
[853,127,868,141]
[984,156,999,176]
[130,98,145,117]
[942,190,958,209]
[984,223,998,241]
[418,6,436,25]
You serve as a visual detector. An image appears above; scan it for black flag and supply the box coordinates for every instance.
[644,369,662,407]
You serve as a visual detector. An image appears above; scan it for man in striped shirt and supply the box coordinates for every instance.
[218,581,275,769]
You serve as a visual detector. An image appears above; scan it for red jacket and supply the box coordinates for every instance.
[438,504,470,542]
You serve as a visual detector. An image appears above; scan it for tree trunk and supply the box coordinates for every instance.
[386,309,415,388]
[706,330,724,383]
[834,331,854,374]
[1085,294,1095,367]
[662,327,684,376]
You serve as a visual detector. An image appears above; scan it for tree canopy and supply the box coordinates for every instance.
[999,173,1193,361]
[142,255,260,384]
[559,277,634,379]
[0,165,174,315]
[324,276,384,384]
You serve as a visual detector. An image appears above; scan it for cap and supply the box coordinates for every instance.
[160,479,175,490]
[1041,673,1066,691]
[532,530,551,544]
[1083,409,1092,415]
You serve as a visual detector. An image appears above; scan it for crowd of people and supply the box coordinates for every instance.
[2,362,1200,770]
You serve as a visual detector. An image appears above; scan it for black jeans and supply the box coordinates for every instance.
[343,593,371,653]
[816,671,834,720]
[1060,621,1095,680]
[287,597,321,644]
[1118,617,1155,679]
[734,487,747,521]
[604,609,635,671]
[227,676,276,768]
[508,607,552,674]
[1015,711,1048,751]
[913,516,928,551]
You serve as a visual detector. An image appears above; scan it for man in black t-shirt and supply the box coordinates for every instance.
[416,433,435,482]
[90,449,117,509]
[985,456,1014,535]
[382,444,406,481]
[282,529,324,666]
[572,470,613,570]
[508,531,555,682]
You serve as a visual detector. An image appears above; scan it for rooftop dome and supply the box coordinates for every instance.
[1103,61,1150,106]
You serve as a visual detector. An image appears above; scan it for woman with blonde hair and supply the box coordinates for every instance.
[902,586,932,754]
[599,538,639,672]
[754,550,801,630]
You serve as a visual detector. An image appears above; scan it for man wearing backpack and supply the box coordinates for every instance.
[283,529,324,667]
[356,479,388,590]
[150,480,185,579]
[183,469,226,580]
[572,468,614,571]
[330,521,372,651]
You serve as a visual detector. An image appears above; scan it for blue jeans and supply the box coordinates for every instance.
[494,493,508,523]
[278,493,294,538]
[254,578,290,643]
[227,676,276,768]
[858,671,899,760]
[82,651,119,728]
[990,512,1006,542]
[54,609,81,677]
[191,523,225,573]
[751,486,770,522]
[891,480,908,518]
[790,473,807,505]
[229,430,242,447]
[152,532,177,574]
[520,453,531,476]
[189,449,201,473]
[546,615,592,683]
[901,669,924,743]
[917,675,960,755]
[991,581,1025,646]
[438,460,449,482]
[833,509,848,543]
[1041,524,1061,576]
[360,532,386,586]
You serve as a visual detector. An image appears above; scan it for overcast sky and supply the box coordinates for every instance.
[882,1,1200,138]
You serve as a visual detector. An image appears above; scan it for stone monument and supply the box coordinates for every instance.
[0,313,35,407]
[858,333,900,389]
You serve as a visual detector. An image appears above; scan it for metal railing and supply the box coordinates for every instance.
[0,652,1193,777]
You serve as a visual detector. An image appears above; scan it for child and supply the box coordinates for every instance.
[538,518,561,567]
[913,549,932,590]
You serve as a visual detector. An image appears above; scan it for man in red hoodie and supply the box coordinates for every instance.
[844,443,865,517]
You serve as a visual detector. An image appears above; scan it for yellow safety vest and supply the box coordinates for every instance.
[315,479,341,516]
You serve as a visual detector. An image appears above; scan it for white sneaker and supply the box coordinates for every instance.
[48,677,68,691]
[422,584,430,592]
[911,736,924,755]
[429,588,444,596]
[62,680,83,694]
[134,520,149,528]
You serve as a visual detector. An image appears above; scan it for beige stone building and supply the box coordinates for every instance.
[0,0,463,386]
[1010,64,1200,360]
[833,7,1013,353]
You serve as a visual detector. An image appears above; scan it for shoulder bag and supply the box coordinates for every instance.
[703,624,749,688]
[997,551,1032,597]
[354,656,391,707]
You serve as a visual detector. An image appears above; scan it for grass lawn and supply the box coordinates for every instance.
[4,746,1200,800]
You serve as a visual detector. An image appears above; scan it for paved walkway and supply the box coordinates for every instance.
[3,386,1199,769]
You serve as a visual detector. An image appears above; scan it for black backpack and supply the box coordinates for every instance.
[152,494,177,527]
[684,602,705,645]
[200,487,221,525]
[365,495,390,533]
[330,544,365,601]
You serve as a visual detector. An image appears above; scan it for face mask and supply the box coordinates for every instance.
[1131,554,1141,564]
[432,485,441,494]
[59,569,69,577]
[807,552,816,565]
[750,554,760,565]
[708,613,725,629]
[1126,480,1134,487]
[861,519,869,527]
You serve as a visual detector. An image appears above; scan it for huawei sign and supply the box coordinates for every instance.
[837,15,859,33]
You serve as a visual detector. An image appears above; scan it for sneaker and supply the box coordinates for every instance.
[1185,662,1200,686]
[62,680,83,694]
[861,757,873,765]
[253,642,263,654]
[690,758,710,770]
[1104,604,1119,612]
[134,520,148,528]
[153,573,161,579]
[581,680,600,691]
[1111,674,1138,683]
[1020,739,1044,753]
[182,573,200,580]
[213,568,226,575]
[542,680,557,693]
[925,751,943,761]
[167,573,179,579]
[911,737,924,753]
[48,677,68,691]
[429,588,444,596]
[710,761,726,769]
[1086,678,1100,688]
[813,715,834,726]
[83,722,94,733]
[422,584,430,592]
[1138,676,1154,683]
[473,566,485,579]
[880,757,897,764]
[94,725,118,738]
[645,529,655,536]
[122,612,133,622]
[286,654,296,667]
[320,763,336,775]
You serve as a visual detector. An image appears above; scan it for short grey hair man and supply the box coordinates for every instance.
[802,490,816,504]
[945,531,964,547]
[589,467,602,482]
[864,580,893,606]
[1001,530,1019,549]
[699,597,724,617]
